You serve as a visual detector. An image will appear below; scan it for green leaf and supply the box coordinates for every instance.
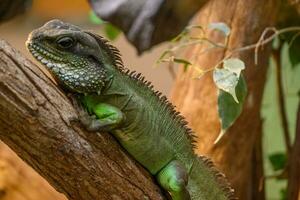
[173,58,192,72]
[208,22,231,36]
[215,75,247,143]
[171,30,189,42]
[213,68,239,102]
[186,25,205,32]
[104,24,121,41]
[280,32,300,68]
[213,58,246,103]
[223,58,245,77]
[268,152,287,171]
[88,11,120,41]
[158,50,172,61]
[288,37,300,68]
[280,188,287,200]
[272,36,281,50]
[89,11,104,25]
[174,58,192,65]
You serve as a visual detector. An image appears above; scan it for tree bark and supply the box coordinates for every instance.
[170,0,279,199]
[0,40,164,200]
[287,99,300,200]
[251,121,265,200]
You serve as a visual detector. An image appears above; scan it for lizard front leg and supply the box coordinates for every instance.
[71,96,124,131]
[88,103,124,131]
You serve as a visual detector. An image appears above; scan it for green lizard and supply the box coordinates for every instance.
[26,19,235,200]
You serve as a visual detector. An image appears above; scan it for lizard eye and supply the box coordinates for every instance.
[56,37,74,49]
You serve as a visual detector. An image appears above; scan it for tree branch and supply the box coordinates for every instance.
[287,93,300,200]
[0,40,164,200]
[251,120,265,200]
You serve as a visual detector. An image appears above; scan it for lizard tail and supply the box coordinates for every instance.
[187,156,236,200]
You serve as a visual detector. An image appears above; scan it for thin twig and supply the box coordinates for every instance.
[230,27,300,53]
[209,26,300,73]
[254,27,278,65]
[167,54,177,79]
[289,31,300,46]
[166,26,300,60]
[264,170,287,180]
[168,38,225,53]
[158,26,300,80]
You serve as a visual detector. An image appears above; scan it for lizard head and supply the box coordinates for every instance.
[26,19,121,94]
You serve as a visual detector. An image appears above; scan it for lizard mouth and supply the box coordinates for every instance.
[26,42,67,74]
[26,41,106,94]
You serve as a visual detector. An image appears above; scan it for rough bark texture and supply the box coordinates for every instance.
[170,0,279,199]
[0,40,164,200]
[251,121,265,200]
[287,99,300,200]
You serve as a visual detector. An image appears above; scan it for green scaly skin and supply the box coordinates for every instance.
[26,19,235,200]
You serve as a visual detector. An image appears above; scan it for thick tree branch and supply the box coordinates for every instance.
[251,121,265,200]
[0,40,164,200]
[287,95,300,200]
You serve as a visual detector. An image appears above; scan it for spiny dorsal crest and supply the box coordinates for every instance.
[85,31,197,147]
[124,69,198,147]
[79,30,235,199]
[198,155,237,200]
[85,31,125,72]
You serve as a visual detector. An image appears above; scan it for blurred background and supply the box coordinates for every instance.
[0,0,173,95]
[0,1,299,200]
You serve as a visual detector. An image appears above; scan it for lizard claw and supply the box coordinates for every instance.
[67,94,93,127]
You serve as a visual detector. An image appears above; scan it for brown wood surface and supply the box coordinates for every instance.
[170,0,279,199]
[0,40,164,200]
